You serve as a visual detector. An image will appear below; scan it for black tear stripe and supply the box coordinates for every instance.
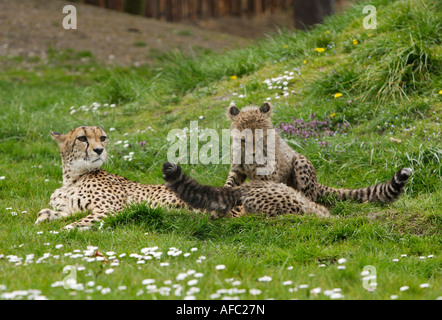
[71,139,77,153]
[84,129,90,160]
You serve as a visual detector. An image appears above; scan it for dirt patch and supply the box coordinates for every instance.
[0,0,250,66]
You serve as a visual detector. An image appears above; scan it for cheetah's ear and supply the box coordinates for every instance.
[227,104,240,119]
[51,131,67,144]
[260,102,272,116]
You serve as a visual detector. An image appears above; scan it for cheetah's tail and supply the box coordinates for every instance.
[318,168,412,203]
[162,162,241,215]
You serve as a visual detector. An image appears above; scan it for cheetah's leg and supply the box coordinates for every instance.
[299,200,332,218]
[35,209,74,224]
[227,206,247,218]
[64,207,109,231]
[290,155,320,201]
[224,171,247,188]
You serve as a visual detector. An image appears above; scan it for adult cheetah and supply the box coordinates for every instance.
[35,126,242,230]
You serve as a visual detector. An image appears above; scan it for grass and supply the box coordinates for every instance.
[0,0,441,300]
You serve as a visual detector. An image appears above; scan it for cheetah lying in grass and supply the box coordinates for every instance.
[163,162,332,218]
[35,126,243,230]
[163,162,412,218]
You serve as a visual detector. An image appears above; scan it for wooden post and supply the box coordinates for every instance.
[211,0,219,17]
[293,0,335,29]
[85,0,106,7]
[124,0,145,15]
[106,0,124,11]
[197,0,209,18]
[164,0,172,21]
[177,0,184,21]
[188,0,197,21]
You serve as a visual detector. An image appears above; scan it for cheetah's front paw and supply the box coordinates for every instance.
[35,209,61,224]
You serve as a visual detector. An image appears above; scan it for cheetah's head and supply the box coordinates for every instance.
[227,102,274,131]
[227,103,277,174]
[51,126,109,176]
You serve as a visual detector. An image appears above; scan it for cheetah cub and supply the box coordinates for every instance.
[224,102,412,204]
[162,162,331,218]
[36,126,189,230]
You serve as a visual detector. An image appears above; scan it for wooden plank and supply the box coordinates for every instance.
[159,0,166,20]
[188,0,197,20]
[178,0,185,21]
[232,0,242,16]
[106,0,124,11]
[144,0,152,17]
[270,0,278,13]
[211,0,219,17]
[197,0,208,18]
[164,0,173,21]
[293,0,335,29]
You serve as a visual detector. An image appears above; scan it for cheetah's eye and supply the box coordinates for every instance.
[77,136,87,142]
[100,136,107,142]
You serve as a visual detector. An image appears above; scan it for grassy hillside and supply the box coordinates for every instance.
[0,0,440,300]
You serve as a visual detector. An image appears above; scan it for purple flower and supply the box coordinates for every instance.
[139,141,147,147]
[278,114,349,142]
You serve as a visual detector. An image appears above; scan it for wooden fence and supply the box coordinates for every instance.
[81,0,293,22]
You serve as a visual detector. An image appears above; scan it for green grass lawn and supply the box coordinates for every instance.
[0,0,440,300]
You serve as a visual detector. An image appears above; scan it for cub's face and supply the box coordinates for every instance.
[51,126,109,174]
[227,103,275,160]
[227,102,274,132]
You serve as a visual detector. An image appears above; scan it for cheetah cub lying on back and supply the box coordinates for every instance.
[36,126,190,230]
[162,162,332,218]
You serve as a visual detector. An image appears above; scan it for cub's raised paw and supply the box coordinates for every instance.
[35,209,61,224]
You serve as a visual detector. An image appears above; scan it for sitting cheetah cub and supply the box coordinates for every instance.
[36,126,190,230]
[224,102,412,204]
[162,162,332,218]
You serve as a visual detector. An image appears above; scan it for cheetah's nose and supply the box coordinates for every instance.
[93,148,104,155]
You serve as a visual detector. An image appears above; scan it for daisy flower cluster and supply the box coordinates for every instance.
[387,254,435,299]
[0,243,207,299]
[263,70,298,100]
[69,102,117,115]
[0,288,48,300]
[0,242,437,300]
[111,127,154,162]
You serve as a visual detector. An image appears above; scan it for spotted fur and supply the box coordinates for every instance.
[163,162,331,218]
[224,102,412,204]
[36,126,223,230]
